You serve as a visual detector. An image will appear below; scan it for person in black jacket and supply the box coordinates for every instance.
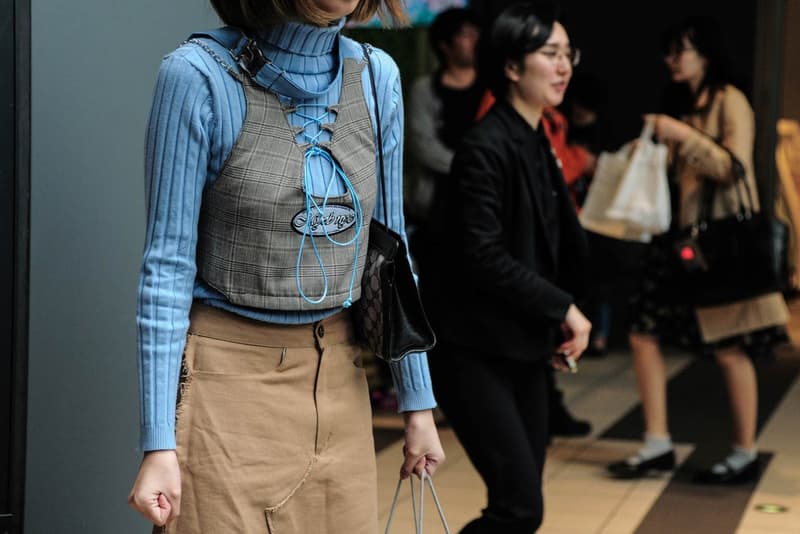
[427,3,592,533]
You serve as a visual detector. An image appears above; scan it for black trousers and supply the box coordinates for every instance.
[429,343,549,534]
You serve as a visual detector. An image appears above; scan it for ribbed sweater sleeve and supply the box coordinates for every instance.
[137,53,213,451]
[364,49,434,413]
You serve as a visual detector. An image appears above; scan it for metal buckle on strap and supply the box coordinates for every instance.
[235,38,269,77]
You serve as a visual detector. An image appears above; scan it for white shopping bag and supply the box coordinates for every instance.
[605,120,671,235]
[579,121,670,242]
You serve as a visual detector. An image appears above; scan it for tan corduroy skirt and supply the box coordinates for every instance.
[160,303,378,534]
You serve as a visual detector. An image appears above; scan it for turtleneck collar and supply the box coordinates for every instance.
[244,18,345,99]
[258,18,345,57]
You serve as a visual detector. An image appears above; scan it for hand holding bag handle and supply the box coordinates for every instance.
[605,117,671,234]
[579,119,665,242]
[385,471,451,534]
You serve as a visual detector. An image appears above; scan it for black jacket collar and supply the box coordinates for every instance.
[487,100,559,264]
[490,99,547,145]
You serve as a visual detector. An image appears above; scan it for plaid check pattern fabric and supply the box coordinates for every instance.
[198,57,377,310]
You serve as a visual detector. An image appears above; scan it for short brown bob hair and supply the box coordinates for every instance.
[210,0,409,30]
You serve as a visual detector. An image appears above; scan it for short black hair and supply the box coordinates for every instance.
[478,1,558,99]
[428,8,479,66]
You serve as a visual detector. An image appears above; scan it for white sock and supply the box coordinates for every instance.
[711,445,757,474]
[627,434,673,465]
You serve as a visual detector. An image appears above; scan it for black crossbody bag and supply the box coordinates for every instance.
[353,44,436,362]
[673,154,781,306]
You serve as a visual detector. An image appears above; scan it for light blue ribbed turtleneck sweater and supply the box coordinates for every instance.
[137,19,435,452]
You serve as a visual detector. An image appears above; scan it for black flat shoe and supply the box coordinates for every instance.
[607,450,676,479]
[693,458,760,485]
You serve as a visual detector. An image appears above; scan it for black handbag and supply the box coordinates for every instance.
[673,158,781,307]
[353,44,436,362]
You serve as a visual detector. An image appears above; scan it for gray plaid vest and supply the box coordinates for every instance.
[197,57,377,310]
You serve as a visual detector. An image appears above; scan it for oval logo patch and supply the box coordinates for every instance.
[291,204,357,236]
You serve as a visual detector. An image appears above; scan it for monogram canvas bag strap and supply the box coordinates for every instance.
[361,43,389,227]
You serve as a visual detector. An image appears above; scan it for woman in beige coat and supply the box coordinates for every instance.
[607,16,789,484]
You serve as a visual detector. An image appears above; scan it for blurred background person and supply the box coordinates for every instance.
[407,7,483,234]
[428,4,592,532]
[472,14,594,440]
[607,15,790,484]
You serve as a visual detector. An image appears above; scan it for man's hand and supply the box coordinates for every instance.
[400,410,446,479]
[128,450,181,527]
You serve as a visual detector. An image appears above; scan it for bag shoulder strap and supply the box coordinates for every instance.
[697,89,754,221]
[186,27,268,79]
[360,43,388,227]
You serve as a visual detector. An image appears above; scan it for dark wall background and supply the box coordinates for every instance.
[0,0,15,519]
[26,2,218,532]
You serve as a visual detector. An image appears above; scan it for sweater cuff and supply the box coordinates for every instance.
[389,352,437,412]
[140,423,177,452]
[396,386,437,412]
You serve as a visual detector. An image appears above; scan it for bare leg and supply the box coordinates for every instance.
[608,332,674,476]
[714,348,758,449]
[629,332,669,437]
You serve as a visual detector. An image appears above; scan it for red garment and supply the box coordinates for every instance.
[475,90,496,122]
[540,108,591,188]
[475,91,590,207]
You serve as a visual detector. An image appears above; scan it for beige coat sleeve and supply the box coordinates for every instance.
[678,87,755,184]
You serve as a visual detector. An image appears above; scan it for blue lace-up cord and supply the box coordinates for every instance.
[293,103,364,307]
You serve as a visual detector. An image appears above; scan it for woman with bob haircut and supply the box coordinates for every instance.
[428,3,591,532]
[127,0,445,531]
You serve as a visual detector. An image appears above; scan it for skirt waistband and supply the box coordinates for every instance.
[188,302,355,348]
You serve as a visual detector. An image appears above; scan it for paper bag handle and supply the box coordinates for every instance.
[385,471,451,534]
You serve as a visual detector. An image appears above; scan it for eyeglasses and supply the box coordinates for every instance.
[538,46,581,67]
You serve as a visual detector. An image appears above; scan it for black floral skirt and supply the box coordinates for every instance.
[628,234,788,359]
